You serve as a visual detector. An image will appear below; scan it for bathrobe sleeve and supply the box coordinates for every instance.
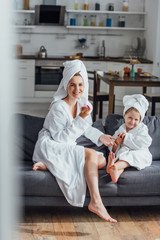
[123,123,152,150]
[44,103,91,143]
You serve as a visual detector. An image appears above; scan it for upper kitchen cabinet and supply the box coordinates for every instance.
[12,9,35,29]
[65,10,147,31]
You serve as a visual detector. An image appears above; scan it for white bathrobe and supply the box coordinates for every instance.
[110,122,152,170]
[32,99,103,207]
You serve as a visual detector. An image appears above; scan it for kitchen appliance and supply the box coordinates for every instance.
[38,45,47,58]
[35,61,63,91]
[35,5,65,25]
[97,40,105,58]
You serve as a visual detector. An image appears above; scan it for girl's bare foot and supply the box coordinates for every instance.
[106,152,115,173]
[88,200,117,223]
[98,155,106,169]
[32,162,48,171]
[109,165,124,183]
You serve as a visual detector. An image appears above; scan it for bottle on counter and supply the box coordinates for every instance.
[90,15,96,26]
[83,15,88,26]
[118,16,125,27]
[101,40,105,58]
[83,0,89,10]
[95,0,100,10]
[122,0,129,11]
[130,65,135,78]
[74,0,78,10]
[108,3,114,11]
[24,0,29,10]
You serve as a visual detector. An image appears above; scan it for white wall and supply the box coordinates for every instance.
[14,0,146,58]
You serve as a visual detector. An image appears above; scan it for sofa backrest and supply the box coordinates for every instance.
[14,114,44,161]
[105,114,160,161]
[14,113,107,162]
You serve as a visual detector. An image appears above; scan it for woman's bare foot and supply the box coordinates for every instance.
[106,152,115,173]
[98,155,106,169]
[32,162,48,171]
[109,165,124,183]
[88,200,117,223]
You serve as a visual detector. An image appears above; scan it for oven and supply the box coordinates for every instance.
[35,61,64,91]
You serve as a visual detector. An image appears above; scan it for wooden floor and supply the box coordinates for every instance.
[14,206,160,240]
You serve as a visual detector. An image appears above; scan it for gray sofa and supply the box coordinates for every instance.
[15,113,160,207]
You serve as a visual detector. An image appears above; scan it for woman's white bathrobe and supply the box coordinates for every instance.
[32,99,104,207]
[110,122,152,170]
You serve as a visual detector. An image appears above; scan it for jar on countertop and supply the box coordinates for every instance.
[90,15,96,26]
[122,0,129,11]
[95,1,100,10]
[74,0,78,10]
[84,0,89,10]
[108,3,114,11]
[83,15,88,26]
[118,16,125,27]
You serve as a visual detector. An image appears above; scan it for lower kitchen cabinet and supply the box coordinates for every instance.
[15,59,153,104]
[16,59,35,97]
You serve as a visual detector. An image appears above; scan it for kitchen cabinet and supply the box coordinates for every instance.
[15,58,153,104]
[16,59,35,97]
[12,10,35,28]
[66,10,146,31]
[83,61,107,92]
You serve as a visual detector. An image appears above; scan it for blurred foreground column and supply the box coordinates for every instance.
[0,1,20,240]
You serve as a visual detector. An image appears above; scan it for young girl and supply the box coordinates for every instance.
[107,94,152,183]
[32,60,116,223]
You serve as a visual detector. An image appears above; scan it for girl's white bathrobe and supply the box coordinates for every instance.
[33,99,103,207]
[110,122,152,170]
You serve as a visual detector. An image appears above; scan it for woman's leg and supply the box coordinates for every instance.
[98,155,106,169]
[84,148,117,223]
[32,162,48,171]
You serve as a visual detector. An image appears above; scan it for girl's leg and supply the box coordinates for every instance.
[106,152,115,173]
[98,155,106,169]
[32,162,48,171]
[84,148,117,223]
[108,153,129,183]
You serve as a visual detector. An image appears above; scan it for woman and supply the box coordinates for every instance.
[32,60,117,223]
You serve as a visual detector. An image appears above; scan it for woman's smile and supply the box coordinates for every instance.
[67,75,84,99]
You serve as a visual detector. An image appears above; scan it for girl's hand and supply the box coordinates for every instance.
[79,105,91,119]
[99,134,116,147]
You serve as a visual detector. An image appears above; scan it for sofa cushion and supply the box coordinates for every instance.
[105,114,160,161]
[20,162,118,197]
[117,161,160,197]
[21,161,160,198]
[15,114,107,162]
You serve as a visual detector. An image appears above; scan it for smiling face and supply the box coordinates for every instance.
[67,74,84,100]
[124,108,141,132]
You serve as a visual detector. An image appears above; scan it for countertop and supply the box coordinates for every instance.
[16,55,153,64]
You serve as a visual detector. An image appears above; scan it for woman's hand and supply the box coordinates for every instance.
[79,105,91,119]
[99,134,116,147]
